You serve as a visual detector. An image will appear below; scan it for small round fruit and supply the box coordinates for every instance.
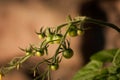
[77,30,84,35]
[50,63,59,71]
[35,51,44,56]
[25,52,31,55]
[53,34,62,43]
[68,29,77,37]
[46,35,54,44]
[63,48,74,59]
[38,33,45,39]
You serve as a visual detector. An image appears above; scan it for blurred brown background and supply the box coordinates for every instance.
[0,0,120,80]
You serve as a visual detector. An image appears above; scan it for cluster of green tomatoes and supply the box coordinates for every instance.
[37,25,84,40]
[22,25,84,72]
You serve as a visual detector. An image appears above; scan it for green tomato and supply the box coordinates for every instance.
[77,29,84,35]
[53,34,63,44]
[25,52,31,55]
[25,50,32,55]
[35,51,44,56]
[50,63,59,71]
[38,33,45,39]
[62,48,74,59]
[68,29,77,37]
[46,35,54,44]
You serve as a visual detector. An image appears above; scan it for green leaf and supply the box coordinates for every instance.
[72,60,103,80]
[90,49,119,62]
[108,66,118,74]
[107,75,118,80]
[73,49,120,80]
[112,49,120,66]
[94,68,108,80]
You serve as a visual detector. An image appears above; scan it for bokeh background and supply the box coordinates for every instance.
[0,0,120,80]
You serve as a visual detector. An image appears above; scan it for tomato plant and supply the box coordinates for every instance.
[0,16,120,80]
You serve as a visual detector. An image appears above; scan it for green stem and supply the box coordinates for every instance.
[56,20,81,32]
[19,54,32,63]
[85,17,120,32]
[47,67,51,80]
[57,17,120,33]
[53,23,72,62]
[0,54,32,75]
[34,58,52,69]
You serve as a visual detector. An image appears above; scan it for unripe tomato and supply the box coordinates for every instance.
[62,48,74,59]
[26,52,30,55]
[68,29,77,37]
[25,50,32,55]
[46,35,54,44]
[53,34,63,44]
[35,51,44,56]
[50,63,59,71]
[38,33,45,39]
[77,30,84,35]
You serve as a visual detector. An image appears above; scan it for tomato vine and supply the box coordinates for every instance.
[0,16,120,80]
